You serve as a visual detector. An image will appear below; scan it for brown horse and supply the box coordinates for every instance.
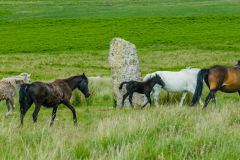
[19,73,90,126]
[190,61,240,109]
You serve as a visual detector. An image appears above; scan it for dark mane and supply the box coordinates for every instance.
[64,74,87,81]
[211,65,224,68]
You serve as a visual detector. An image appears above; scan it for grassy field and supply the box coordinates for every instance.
[0,0,240,159]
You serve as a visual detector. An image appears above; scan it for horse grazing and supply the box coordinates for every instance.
[143,67,203,107]
[119,75,165,109]
[0,73,31,116]
[19,73,90,126]
[190,61,240,109]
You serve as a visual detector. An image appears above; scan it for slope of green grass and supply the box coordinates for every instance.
[1,17,240,53]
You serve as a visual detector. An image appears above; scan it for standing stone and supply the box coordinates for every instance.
[109,38,145,108]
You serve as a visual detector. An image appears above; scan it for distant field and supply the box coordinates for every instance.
[1,0,240,19]
[0,0,240,78]
[0,0,240,160]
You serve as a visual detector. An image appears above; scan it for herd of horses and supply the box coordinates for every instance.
[0,61,239,126]
[120,60,240,109]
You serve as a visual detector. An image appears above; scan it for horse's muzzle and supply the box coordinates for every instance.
[85,93,91,98]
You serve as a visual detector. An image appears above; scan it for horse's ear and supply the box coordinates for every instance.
[82,73,85,76]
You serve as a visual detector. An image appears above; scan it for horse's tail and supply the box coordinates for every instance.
[190,69,209,106]
[119,82,128,90]
[19,84,31,121]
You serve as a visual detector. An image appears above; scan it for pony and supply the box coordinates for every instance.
[119,74,165,109]
[190,61,240,109]
[0,73,31,116]
[19,73,90,126]
[143,67,203,107]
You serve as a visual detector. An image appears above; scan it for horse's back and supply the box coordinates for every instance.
[27,81,67,106]
[159,71,197,85]
[207,65,240,92]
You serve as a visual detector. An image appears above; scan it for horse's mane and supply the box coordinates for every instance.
[64,74,87,82]
[143,72,160,82]
[143,73,155,81]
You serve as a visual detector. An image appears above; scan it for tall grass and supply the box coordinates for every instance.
[0,78,239,159]
[1,99,240,159]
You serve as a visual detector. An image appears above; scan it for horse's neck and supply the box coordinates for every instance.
[148,79,158,89]
[65,77,81,90]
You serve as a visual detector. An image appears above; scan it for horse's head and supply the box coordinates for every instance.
[19,73,31,83]
[14,73,31,86]
[154,74,165,87]
[78,73,90,98]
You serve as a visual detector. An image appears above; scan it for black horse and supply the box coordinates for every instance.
[19,73,90,126]
[119,75,165,109]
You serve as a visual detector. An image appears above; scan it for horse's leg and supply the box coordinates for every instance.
[212,94,216,106]
[63,100,77,125]
[203,90,216,109]
[153,86,161,107]
[9,98,15,111]
[199,98,204,107]
[20,100,33,126]
[32,103,41,123]
[121,92,129,109]
[50,106,58,126]
[141,93,151,109]
[5,99,12,117]
[238,91,240,96]
[179,92,187,107]
[128,92,134,108]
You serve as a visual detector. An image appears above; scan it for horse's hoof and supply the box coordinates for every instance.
[74,120,78,126]
[5,112,13,117]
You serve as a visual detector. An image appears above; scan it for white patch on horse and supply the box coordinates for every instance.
[143,68,203,107]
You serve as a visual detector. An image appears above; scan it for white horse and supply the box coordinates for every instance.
[143,67,203,107]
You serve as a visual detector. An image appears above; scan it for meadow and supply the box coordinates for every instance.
[0,0,240,159]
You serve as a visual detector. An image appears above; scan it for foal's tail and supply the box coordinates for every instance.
[190,69,209,106]
[119,82,128,90]
[19,84,30,124]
